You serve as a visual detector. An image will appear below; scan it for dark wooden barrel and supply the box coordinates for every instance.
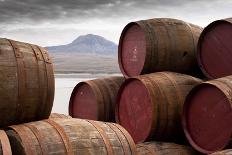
[69,76,125,122]
[49,113,72,119]
[0,130,12,155]
[118,18,203,78]
[136,142,201,155]
[182,76,232,154]
[116,72,202,143]
[0,38,54,126]
[7,118,136,155]
[197,18,232,79]
[210,150,232,155]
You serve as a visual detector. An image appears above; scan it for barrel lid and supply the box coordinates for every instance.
[116,78,153,143]
[197,19,232,79]
[182,83,232,154]
[118,22,147,78]
[69,82,98,120]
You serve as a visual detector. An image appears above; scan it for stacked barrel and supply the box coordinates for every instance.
[0,17,231,155]
[0,39,136,155]
[68,17,232,154]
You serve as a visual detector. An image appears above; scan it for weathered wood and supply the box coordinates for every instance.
[0,130,12,155]
[7,118,136,155]
[136,142,201,155]
[0,38,54,126]
[49,113,72,119]
[69,76,125,122]
[116,72,202,143]
[118,18,203,78]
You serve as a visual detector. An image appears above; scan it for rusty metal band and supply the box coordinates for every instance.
[106,123,129,155]
[98,79,112,121]
[143,76,162,138]
[112,123,137,155]
[87,120,114,155]
[7,39,26,123]
[88,81,105,120]
[10,125,35,155]
[29,44,45,120]
[137,143,156,155]
[209,79,232,107]
[25,124,48,154]
[37,46,54,116]
[159,72,184,104]
[45,119,74,155]
[0,130,12,155]
[185,22,198,53]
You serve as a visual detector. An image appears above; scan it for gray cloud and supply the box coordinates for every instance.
[0,0,231,46]
[0,0,225,23]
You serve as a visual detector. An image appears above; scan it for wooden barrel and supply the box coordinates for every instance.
[116,72,202,143]
[197,18,232,79]
[0,38,54,126]
[7,118,136,155]
[182,76,232,154]
[136,142,201,155]
[69,76,125,122]
[0,130,12,155]
[49,113,72,119]
[210,150,232,155]
[118,18,203,78]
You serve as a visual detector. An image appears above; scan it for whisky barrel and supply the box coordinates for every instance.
[197,18,232,79]
[183,76,232,154]
[136,142,201,155]
[118,18,203,78]
[69,76,125,122]
[116,72,202,143]
[7,118,136,155]
[0,130,12,155]
[49,113,72,119]
[210,150,232,155]
[0,38,54,126]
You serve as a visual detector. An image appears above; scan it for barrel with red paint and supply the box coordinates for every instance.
[183,76,232,154]
[197,18,232,79]
[118,18,203,78]
[69,76,125,122]
[116,72,202,143]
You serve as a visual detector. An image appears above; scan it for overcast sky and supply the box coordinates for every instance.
[0,0,231,46]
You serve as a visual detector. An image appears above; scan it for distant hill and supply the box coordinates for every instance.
[46,34,120,74]
[46,34,117,55]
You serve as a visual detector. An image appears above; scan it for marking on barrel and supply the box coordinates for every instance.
[87,120,114,155]
[25,124,48,154]
[112,123,137,155]
[0,130,12,155]
[45,119,74,155]
[10,125,36,155]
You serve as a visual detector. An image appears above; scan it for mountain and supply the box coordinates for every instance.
[46,34,120,74]
[46,34,117,55]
